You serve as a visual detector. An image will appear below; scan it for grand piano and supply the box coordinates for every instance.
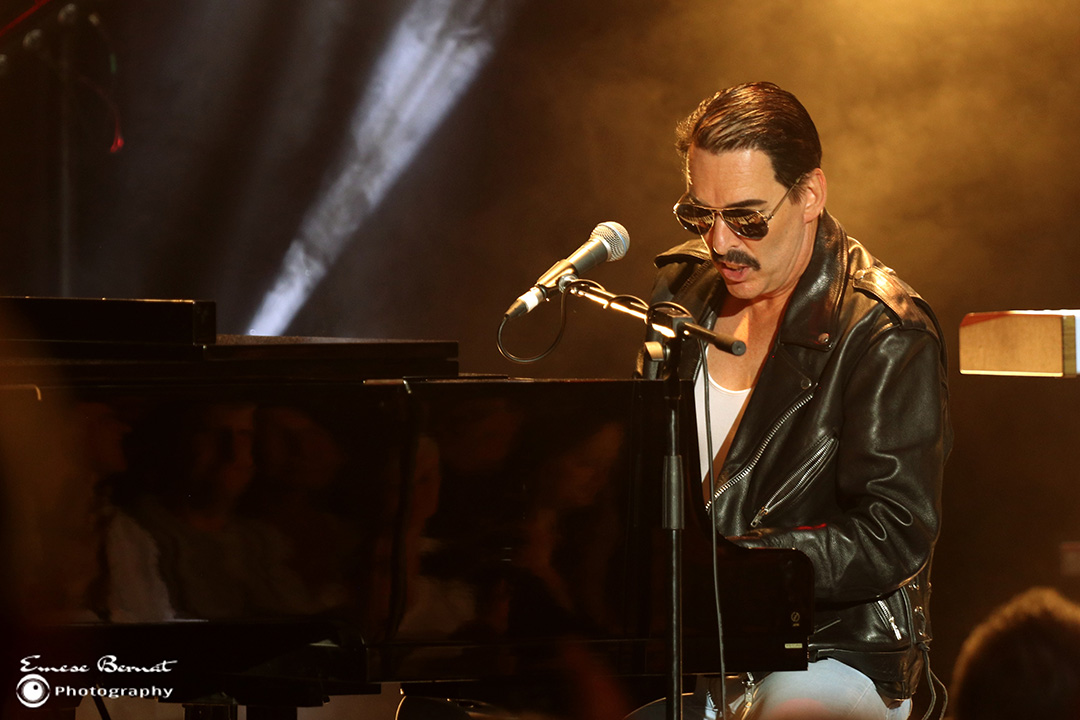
[0,298,812,719]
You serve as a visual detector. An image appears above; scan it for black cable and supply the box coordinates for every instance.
[496,289,571,364]
[698,339,728,720]
[919,645,947,720]
[91,689,113,720]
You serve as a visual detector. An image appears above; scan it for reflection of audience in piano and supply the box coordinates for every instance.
[106,400,332,620]
[374,432,450,639]
[392,396,525,638]
[516,419,625,627]
[389,400,634,719]
[4,396,126,624]
[237,400,433,640]
[78,399,176,623]
[12,392,396,625]
[4,394,168,624]
[240,405,357,612]
[389,395,525,648]
[399,396,629,643]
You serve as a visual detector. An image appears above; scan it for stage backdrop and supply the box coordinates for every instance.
[3,0,1080,706]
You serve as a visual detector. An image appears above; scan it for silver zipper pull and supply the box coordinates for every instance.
[888,614,902,640]
[877,600,903,640]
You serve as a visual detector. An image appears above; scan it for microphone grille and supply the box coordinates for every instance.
[593,221,630,261]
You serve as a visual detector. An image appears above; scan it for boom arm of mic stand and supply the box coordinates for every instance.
[563,280,745,356]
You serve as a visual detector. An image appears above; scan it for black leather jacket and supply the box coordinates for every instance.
[641,212,951,701]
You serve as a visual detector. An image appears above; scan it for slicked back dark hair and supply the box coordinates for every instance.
[676,82,822,192]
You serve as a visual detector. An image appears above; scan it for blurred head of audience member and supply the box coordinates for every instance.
[952,586,1080,720]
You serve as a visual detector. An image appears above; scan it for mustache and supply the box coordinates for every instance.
[710,246,761,271]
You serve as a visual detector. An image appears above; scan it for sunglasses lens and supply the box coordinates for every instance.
[674,202,771,239]
[720,209,769,240]
[673,203,714,235]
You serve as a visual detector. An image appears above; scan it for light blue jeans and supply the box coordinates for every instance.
[629,659,912,720]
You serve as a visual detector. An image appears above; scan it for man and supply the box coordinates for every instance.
[638,82,951,719]
[951,587,1080,720]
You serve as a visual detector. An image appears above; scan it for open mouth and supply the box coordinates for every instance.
[719,262,751,279]
[709,247,760,275]
[716,258,757,282]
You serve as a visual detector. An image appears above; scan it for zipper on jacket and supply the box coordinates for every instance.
[705,389,815,512]
[876,599,903,641]
[749,434,837,528]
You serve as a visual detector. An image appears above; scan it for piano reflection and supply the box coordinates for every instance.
[0,298,811,718]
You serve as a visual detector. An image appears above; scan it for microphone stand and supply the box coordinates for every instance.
[562,279,744,720]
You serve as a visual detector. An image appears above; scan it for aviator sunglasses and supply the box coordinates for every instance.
[672,173,806,240]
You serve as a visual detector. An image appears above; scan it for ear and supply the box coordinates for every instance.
[800,168,827,222]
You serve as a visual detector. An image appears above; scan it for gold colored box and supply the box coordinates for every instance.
[959,310,1078,377]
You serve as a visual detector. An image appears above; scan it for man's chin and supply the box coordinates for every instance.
[719,274,762,301]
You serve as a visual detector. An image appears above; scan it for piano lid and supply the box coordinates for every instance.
[0,297,458,382]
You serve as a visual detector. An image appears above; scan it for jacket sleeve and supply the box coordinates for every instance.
[733,324,949,602]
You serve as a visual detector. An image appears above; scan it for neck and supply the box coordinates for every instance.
[723,288,792,322]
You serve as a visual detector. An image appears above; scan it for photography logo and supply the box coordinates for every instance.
[14,654,178,707]
[16,674,50,709]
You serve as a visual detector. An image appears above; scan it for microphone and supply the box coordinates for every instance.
[504,221,630,319]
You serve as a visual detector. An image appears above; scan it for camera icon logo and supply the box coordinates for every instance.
[16,674,50,708]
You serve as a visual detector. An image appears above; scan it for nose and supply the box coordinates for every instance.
[705,220,741,259]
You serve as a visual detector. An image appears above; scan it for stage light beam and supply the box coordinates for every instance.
[248,0,515,336]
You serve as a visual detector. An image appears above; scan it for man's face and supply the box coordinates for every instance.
[686,146,816,303]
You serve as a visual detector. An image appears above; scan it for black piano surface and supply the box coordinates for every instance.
[0,307,811,716]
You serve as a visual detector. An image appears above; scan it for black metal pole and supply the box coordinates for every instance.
[662,352,684,720]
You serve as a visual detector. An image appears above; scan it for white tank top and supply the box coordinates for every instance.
[694,348,752,485]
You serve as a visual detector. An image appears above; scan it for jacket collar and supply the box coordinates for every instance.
[777,210,847,351]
